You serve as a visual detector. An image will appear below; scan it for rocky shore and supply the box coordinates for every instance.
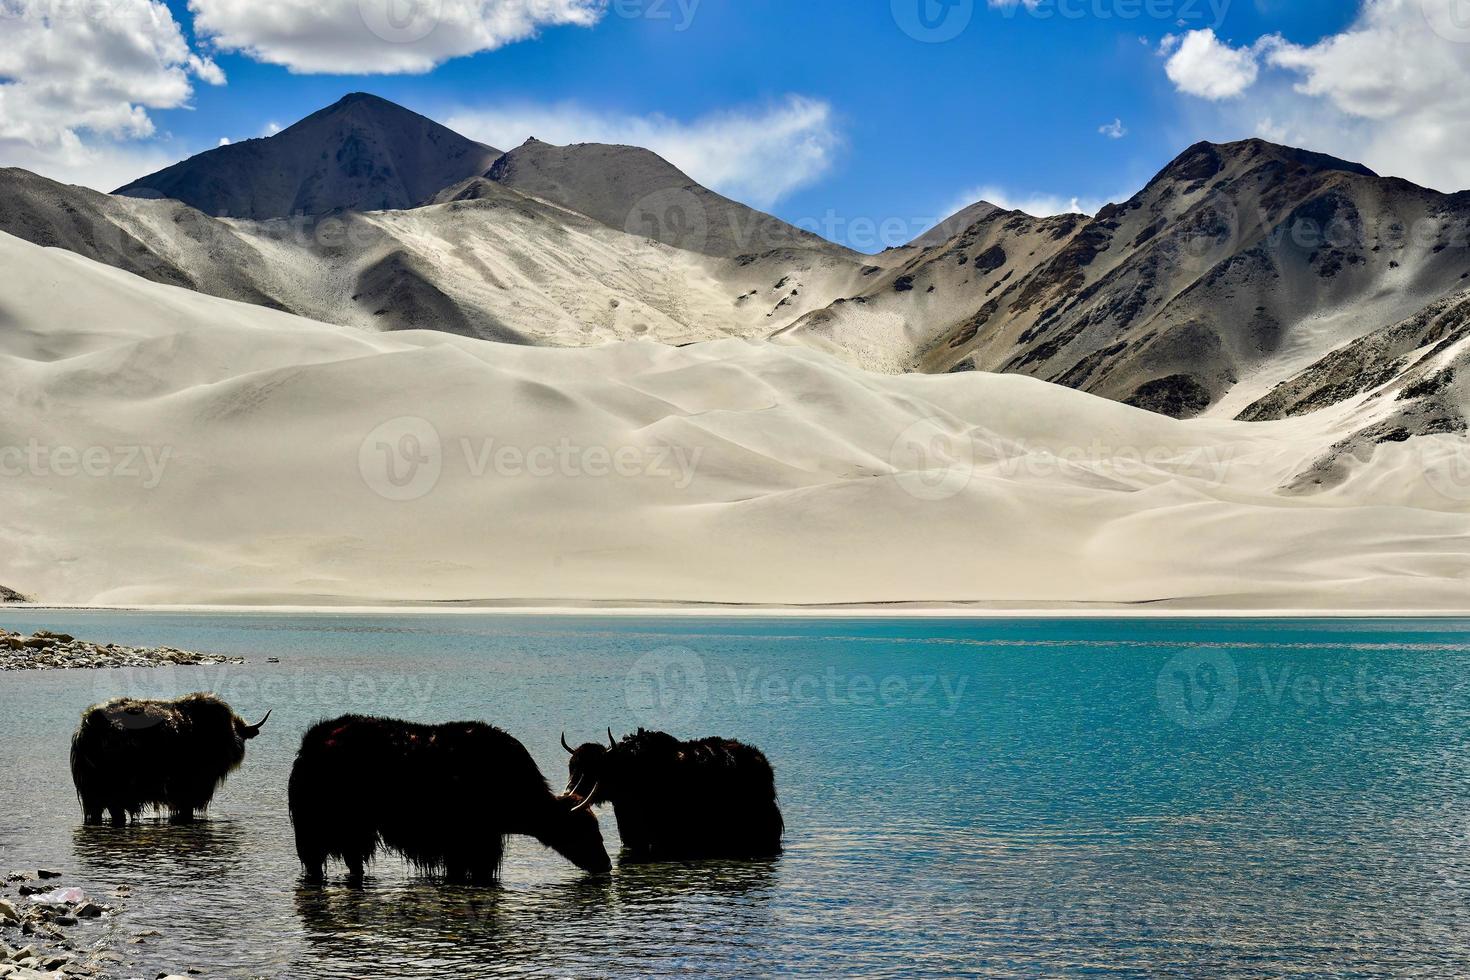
[1,870,115,978]
[0,871,194,980]
[0,629,243,671]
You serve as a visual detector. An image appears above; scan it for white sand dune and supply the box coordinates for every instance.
[1,232,1468,608]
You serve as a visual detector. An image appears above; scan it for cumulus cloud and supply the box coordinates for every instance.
[1162,1,1470,192]
[188,0,605,74]
[0,0,222,188]
[1161,29,1261,100]
[446,97,842,208]
[1099,118,1127,139]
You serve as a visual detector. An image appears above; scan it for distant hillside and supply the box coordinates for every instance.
[114,93,501,218]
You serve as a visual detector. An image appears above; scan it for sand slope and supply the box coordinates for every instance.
[2,232,1467,608]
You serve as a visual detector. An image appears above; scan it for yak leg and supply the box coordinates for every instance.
[108,806,127,826]
[344,855,366,888]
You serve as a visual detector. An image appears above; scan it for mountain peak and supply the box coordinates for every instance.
[484,137,847,259]
[114,94,501,219]
[1153,138,1377,191]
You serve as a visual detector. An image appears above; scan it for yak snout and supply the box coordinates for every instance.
[555,795,612,874]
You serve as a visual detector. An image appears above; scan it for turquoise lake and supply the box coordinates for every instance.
[3,612,1470,977]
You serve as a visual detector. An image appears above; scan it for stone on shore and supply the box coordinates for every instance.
[0,626,243,671]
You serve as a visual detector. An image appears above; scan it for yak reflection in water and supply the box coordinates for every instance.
[292,860,779,976]
[73,819,246,879]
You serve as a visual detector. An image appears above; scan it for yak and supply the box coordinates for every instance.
[563,728,783,861]
[288,715,612,885]
[71,693,271,824]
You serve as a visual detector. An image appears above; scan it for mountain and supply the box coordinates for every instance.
[909,201,1002,249]
[485,137,848,260]
[9,95,1470,429]
[114,93,501,218]
[3,163,880,344]
[780,139,1470,416]
[4,228,1466,608]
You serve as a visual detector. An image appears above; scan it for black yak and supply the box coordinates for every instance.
[563,728,783,861]
[71,693,270,824]
[288,716,612,885]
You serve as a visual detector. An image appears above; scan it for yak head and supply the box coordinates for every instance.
[548,792,613,874]
[563,729,619,810]
[233,708,272,742]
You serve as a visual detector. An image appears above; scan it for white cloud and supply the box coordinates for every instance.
[188,0,604,74]
[1163,1,1470,193]
[0,0,222,187]
[446,97,842,209]
[941,186,1110,219]
[1099,118,1127,139]
[1161,29,1260,100]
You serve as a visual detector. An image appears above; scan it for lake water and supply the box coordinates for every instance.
[4,612,1470,977]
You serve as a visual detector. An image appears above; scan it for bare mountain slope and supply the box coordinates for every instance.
[485,137,851,261]
[2,165,876,344]
[781,140,1470,416]
[114,93,501,218]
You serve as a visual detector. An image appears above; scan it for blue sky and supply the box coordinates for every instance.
[4,1,1466,250]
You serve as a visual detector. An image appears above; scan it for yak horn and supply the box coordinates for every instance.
[561,732,574,754]
[244,709,272,736]
[567,775,585,798]
[607,727,616,748]
[570,784,598,813]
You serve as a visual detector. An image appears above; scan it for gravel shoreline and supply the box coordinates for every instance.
[0,629,243,671]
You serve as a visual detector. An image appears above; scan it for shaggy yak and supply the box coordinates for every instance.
[563,729,783,860]
[288,716,612,885]
[71,693,271,824]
